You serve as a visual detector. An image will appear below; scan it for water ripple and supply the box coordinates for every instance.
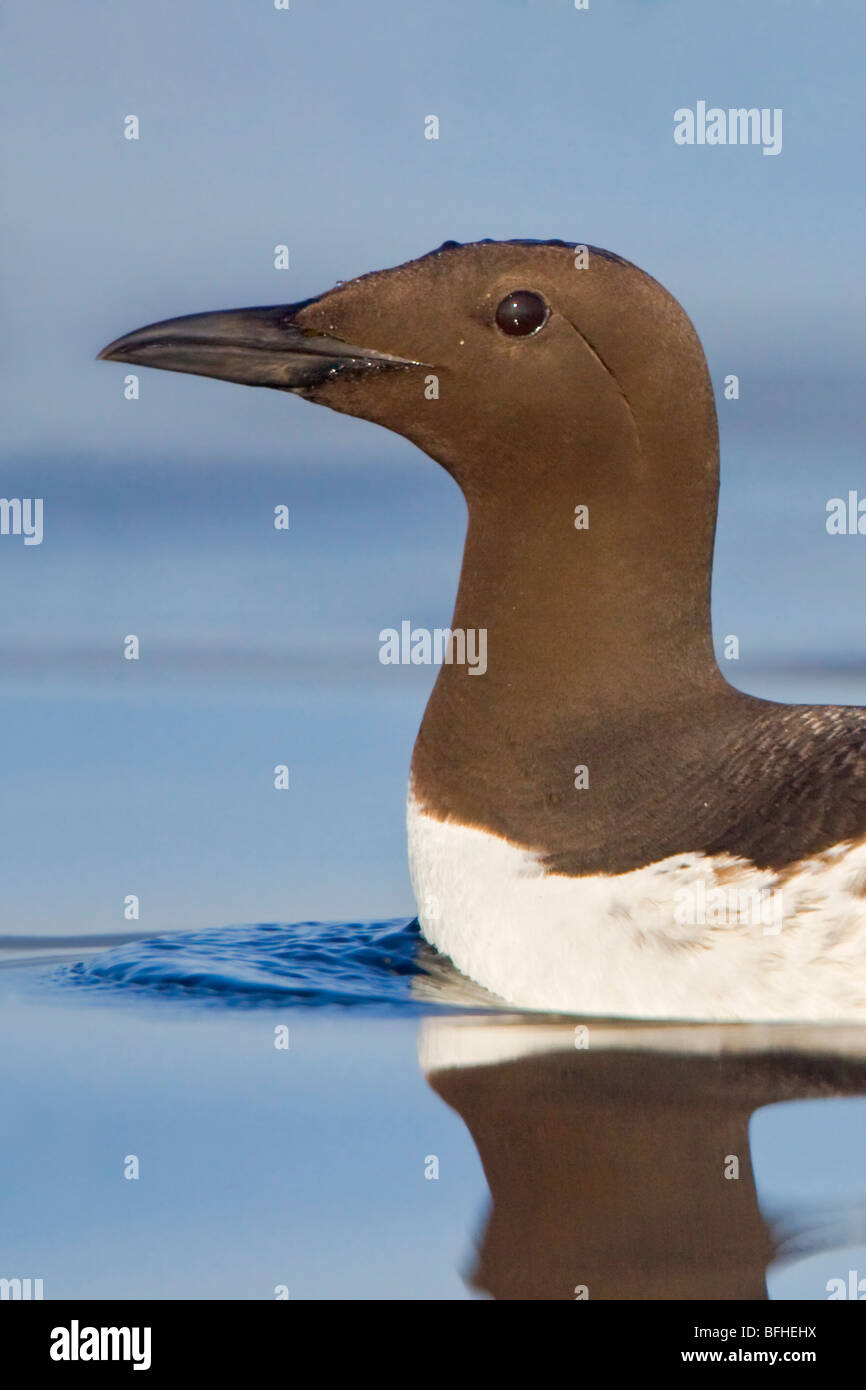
[50,918,504,1012]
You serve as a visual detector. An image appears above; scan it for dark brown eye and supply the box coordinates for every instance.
[495,290,548,337]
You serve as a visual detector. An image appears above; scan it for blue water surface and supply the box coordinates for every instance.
[48,919,502,1012]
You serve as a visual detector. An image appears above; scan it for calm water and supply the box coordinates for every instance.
[2,922,866,1301]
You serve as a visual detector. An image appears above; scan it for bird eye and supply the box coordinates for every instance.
[494,290,548,337]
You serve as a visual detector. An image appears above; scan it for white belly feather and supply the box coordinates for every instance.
[407,792,866,1022]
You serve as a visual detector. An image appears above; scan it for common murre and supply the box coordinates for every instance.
[100,238,866,1022]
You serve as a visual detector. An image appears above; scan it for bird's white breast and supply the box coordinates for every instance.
[407,792,866,1021]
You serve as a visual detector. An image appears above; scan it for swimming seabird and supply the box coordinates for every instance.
[100,238,866,1021]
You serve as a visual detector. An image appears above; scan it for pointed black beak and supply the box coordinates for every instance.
[98,301,422,392]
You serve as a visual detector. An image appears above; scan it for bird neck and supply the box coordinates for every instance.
[448,460,722,719]
[410,410,727,834]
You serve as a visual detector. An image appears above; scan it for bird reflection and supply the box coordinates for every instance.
[419,1017,866,1300]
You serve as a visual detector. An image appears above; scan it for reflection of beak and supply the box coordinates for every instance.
[98,302,423,392]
